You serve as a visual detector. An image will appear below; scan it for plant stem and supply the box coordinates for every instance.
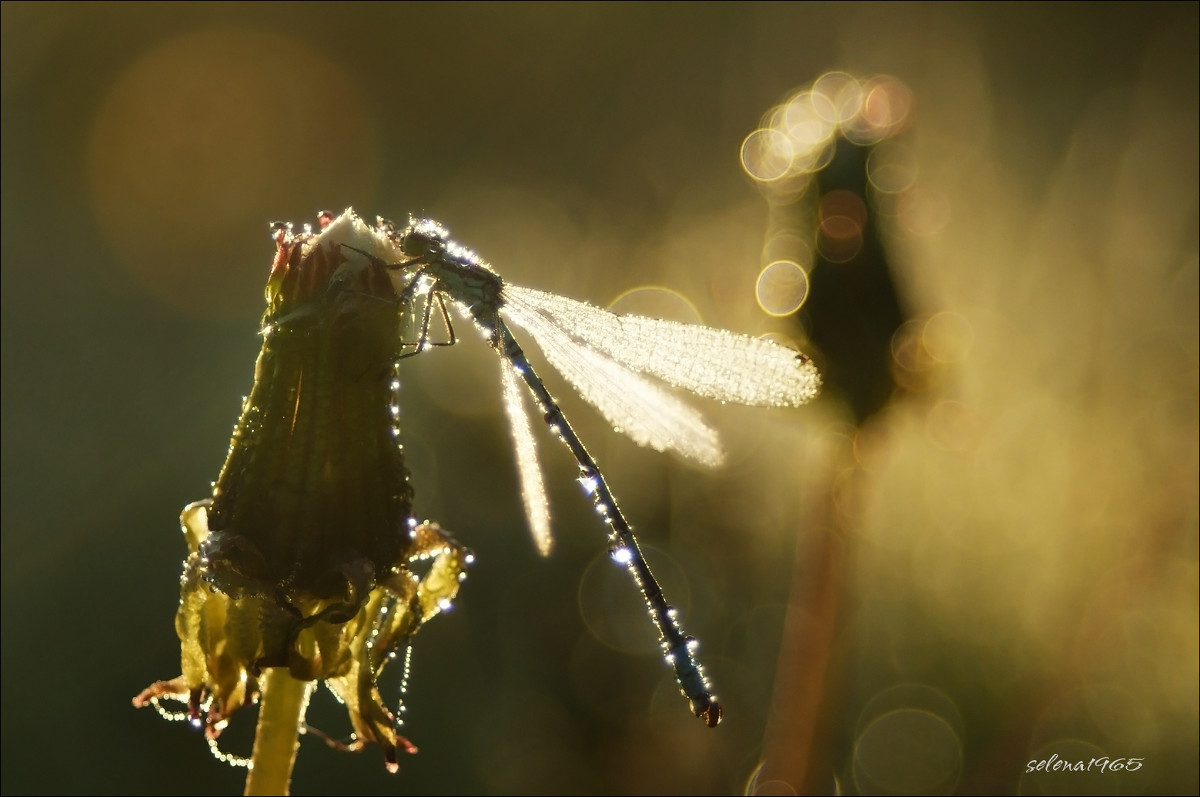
[244,668,312,796]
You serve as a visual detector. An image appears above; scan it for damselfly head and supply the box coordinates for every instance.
[399,217,450,258]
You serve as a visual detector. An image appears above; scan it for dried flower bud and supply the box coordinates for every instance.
[135,211,470,771]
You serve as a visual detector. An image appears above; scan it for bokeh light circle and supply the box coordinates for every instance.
[755,260,809,316]
[812,70,865,125]
[868,142,920,195]
[853,709,962,795]
[741,128,794,183]
[922,311,975,363]
[87,27,378,318]
[607,286,702,323]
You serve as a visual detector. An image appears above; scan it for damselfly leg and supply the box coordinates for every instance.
[340,243,457,359]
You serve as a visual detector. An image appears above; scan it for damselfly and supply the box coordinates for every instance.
[338,210,821,726]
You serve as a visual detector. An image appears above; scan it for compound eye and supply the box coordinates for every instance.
[401,231,434,257]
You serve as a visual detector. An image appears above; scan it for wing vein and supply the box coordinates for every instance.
[505,285,820,407]
[501,301,725,467]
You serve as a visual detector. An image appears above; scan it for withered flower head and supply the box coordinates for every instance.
[135,211,470,775]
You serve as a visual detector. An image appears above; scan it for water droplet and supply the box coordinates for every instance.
[610,546,633,565]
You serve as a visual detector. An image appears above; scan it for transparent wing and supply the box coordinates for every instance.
[504,285,820,407]
[499,351,553,556]
[501,301,725,467]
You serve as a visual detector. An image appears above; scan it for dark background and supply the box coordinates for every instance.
[2,3,1196,795]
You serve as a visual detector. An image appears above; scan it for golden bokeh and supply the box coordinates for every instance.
[3,4,1195,795]
[755,260,810,317]
[86,26,378,318]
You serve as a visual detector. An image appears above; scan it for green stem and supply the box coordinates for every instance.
[244,668,312,796]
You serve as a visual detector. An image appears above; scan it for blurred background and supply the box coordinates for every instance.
[1,3,1196,795]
